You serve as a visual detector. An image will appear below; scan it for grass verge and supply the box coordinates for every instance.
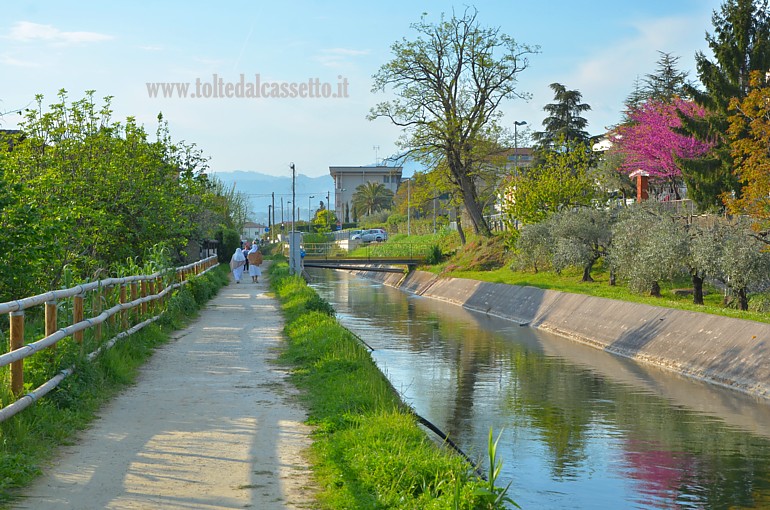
[0,264,230,506]
[268,260,516,509]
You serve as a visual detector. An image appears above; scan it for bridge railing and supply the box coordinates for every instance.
[0,256,218,422]
[303,242,433,261]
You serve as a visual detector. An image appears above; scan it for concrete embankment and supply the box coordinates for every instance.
[350,267,770,400]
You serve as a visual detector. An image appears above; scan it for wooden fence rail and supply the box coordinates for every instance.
[0,255,219,422]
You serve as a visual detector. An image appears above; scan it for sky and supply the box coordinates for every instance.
[0,0,725,179]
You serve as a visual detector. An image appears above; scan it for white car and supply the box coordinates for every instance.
[360,228,388,242]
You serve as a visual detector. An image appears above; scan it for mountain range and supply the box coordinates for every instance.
[212,159,423,225]
[211,170,335,225]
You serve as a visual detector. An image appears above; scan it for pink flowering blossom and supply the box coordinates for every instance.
[613,98,712,181]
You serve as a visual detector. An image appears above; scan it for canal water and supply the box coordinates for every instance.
[307,268,770,509]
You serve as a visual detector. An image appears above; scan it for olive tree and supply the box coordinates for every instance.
[610,204,689,296]
[693,218,770,310]
[550,208,613,282]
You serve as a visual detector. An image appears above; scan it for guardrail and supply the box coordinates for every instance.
[303,242,433,260]
[0,256,218,422]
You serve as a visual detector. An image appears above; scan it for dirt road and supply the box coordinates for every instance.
[13,267,317,509]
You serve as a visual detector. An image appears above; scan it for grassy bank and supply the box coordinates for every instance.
[268,261,516,509]
[0,265,230,505]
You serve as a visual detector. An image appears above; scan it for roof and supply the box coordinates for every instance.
[329,165,403,174]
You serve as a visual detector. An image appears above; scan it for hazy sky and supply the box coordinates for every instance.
[1,0,723,178]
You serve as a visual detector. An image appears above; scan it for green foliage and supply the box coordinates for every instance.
[514,220,553,273]
[610,203,689,294]
[218,227,241,263]
[0,90,234,298]
[533,82,592,149]
[503,138,597,225]
[351,181,394,218]
[678,0,770,211]
[550,208,613,282]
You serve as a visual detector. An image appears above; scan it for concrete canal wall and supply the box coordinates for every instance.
[351,267,770,400]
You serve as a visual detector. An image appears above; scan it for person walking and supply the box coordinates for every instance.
[230,246,246,284]
[247,243,263,283]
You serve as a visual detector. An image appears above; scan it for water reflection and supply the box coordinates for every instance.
[308,269,770,509]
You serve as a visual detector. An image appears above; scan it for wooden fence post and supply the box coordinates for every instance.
[140,280,148,316]
[94,285,103,342]
[130,281,138,324]
[148,280,156,314]
[73,294,84,343]
[120,284,128,331]
[10,311,24,396]
[45,301,57,351]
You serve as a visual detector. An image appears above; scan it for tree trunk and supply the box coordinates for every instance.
[581,264,594,282]
[738,287,749,311]
[650,281,661,297]
[454,206,466,245]
[581,254,598,282]
[691,274,704,305]
[609,269,616,286]
[453,165,491,237]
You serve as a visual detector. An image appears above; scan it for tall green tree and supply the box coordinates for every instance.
[351,181,394,218]
[678,0,770,211]
[502,138,596,225]
[369,8,538,237]
[533,83,591,150]
[643,51,691,103]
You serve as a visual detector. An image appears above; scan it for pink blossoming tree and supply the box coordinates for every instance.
[612,98,712,199]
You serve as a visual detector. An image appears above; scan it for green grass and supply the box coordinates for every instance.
[269,261,513,509]
[0,265,230,506]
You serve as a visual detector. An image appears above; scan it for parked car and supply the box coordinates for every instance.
[360,228,388,242]
[350,229,364,240]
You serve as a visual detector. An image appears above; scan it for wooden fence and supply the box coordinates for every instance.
[0,256,219,422]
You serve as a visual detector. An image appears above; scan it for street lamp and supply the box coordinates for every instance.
[326,190,330,230]
[308,195,315,232]
[513,120,527,176]
[407,177,411,236]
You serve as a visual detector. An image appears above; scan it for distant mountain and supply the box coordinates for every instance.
[211,170,335,224]
[211,159,426,225]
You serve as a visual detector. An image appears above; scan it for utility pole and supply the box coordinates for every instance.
[271,192,275,241]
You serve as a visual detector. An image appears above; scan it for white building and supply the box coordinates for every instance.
[329,165,403,222]
[242,221,268,241]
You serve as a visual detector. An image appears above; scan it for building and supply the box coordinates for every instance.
[242,221,268,241]
[329,165,403,222]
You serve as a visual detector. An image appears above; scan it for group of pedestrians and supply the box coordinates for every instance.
[229,241,263,284]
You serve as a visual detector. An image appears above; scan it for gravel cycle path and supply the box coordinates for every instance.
[13,265,317,509]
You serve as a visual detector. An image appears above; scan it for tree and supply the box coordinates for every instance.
[550,208,613,282]
[643,51,691,103]
[725,71,770,225]
[678,0,770,211]
[611,98,712,199]
[502,138,596,225]
[0,90,218,295]
[533,83,591,150]
[370,9,538,237]
[610,203,689,296]
[692,218,770,310]
[351,181,394,218]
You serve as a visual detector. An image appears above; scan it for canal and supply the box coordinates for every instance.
[307,268,770,509]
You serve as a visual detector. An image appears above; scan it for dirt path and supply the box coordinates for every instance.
[13,266,317,509]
